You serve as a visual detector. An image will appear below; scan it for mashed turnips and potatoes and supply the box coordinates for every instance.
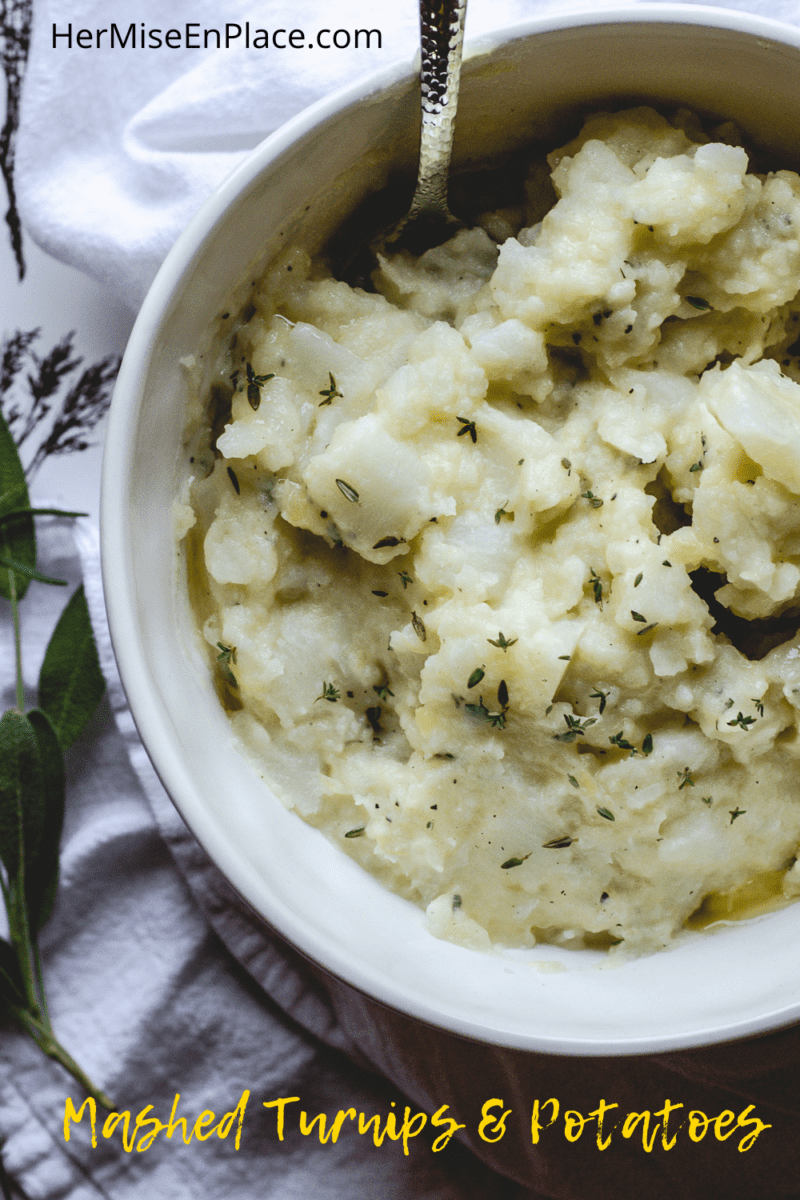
[182,107,800,958]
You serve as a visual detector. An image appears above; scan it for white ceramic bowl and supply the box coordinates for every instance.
[102,4,800,1055]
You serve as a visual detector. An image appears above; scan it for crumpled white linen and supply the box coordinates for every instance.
[10,0,800,1196]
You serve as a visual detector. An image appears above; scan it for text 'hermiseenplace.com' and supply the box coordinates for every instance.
[52,22,382,51]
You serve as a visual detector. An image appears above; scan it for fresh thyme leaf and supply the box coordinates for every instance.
[729,807,746,823]
[365,706,382,734]
[588,568,603,604]
[678,766,695,789]
[567,775,579,789]
[226,466,240,494]
[634,573,643,588]
[630,610,647,623]
[245,362,275,410]
[689,461,703,472]
[608,731,636,753]
[398,571,412,588]
[467,667,485,689]
[318,372,342,407]
[344,827,365,838]
[373,684,394,701]
[487,631,516,651]
[581,490,603,509]
[216,643,238,688]
[501,854,530,869]
[589,687,609,714]
[494,502,510,524]
[411,612,427,642]
[636,622,658,636]
[686,296,711,311]
[727,711,756,731]
[0,409,35,600]
[372,590,388,597]
[373,536,401,549]
[38,586,105,749]
[596,806,615,821]
[497,679,509,709]
[456,416,477,443]
[555,714,596,743]
[642,733,654,756]
[752,698,765,717]
[452,894,462,909]
[543,836,574,849]
[465,696,507,729]
[316,681,340,703]
[702,796,713,805]
[335,478,359,503]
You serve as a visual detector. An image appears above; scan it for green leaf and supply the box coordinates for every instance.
[38,585,105,749]
[25,710,65,931]
[0,410,35,600]
[0,710,44,884]
[0,555,66,586]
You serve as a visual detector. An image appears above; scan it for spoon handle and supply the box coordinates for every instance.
[410,0,467,220]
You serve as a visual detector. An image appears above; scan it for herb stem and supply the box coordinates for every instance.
[8,569,24,712]
[12,1004,113,1109]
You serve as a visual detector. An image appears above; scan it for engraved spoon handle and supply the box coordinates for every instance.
[409,0,467,221]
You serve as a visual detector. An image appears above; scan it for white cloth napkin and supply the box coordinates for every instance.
[9,1,800,1197]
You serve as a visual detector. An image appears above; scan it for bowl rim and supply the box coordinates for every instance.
[102,2,800,1056]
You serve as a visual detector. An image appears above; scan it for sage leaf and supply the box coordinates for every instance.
[25,710,65,931]
[38,585,105,749]
[0,710,44,885]
[0,410,35,600]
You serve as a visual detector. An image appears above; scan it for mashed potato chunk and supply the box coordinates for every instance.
[185,108,800,958]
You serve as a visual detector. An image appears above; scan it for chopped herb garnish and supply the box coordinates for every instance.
[702,796,713,805]
[467,667,485,689]
[588,568,603,605]
[608,730,635,753]
[555,714,597,743]
[543,836,574,849]
[662,560,672,567]
[452,894,462,910]
[216,642,238,687]
[398,571,412,588]
[456,416,477,443]
[373,536,401,549]
[495,502,510,524]
[642,733,654,756]
[318,372,342,407]
[630,610,647,623]
[497,680,509,709]
[596,807,615,821]
[634,572,643,588]
[487,632,517,651]
[727,711,756,731]
[590,687,609,714]
[689,461,703,472]
[501,854,530,869]
[752,698,765,717]
[465,696,507,729]
[567,774,579,789]
[227,466,240,494]
[636,623,658,636]
[725,698,735,709]
[344,827,365,838]
[411,612,427,642]
[365,706,382,734]
[372,590,388,597]
[729,807,746,823]
[677,766,694,789]
[561,457,572,471]
[558,655,570,661]
[373,684,394,701]
[316,681,340,703]
[245,362,275,410]
[581,490,604,509]
[335,478,359,503]
[686,296,711,311]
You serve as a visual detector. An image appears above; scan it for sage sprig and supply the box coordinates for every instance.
[0,408,110,1108]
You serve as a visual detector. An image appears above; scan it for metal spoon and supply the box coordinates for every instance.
[334,0,467,283]
[391,0,467,249]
